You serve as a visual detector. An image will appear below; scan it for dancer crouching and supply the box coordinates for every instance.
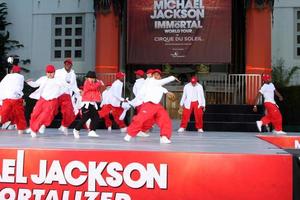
[124,69,178,144]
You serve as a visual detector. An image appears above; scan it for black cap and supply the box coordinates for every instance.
[86,71,96,78]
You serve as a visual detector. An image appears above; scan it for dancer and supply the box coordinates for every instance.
[55,58,80,134]
[0,100,15,130]
[129,69,155,137]
[0,65,27,134]
[28,65,67,137]
[178,76,206,133]
[98,83,113,131]
[131,70,145,112]
[98,72,127,132]
[124,69,178,144]
[253,74,286,134]
[73,71,102,139]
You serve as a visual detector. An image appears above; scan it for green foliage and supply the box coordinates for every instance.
[0,3,24,79]
[196,64,209,73]
[163,64,173,75]
[272,59,300,88]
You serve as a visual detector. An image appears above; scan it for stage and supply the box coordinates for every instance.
[0,128,297,200]
[0,128,292,154]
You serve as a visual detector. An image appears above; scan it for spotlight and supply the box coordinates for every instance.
[7,55,20,65]
[7,56,14,64]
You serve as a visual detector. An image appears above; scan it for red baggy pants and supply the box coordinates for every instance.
[127,102,172,139]
[30,98,58,132]
[1,99,27,130]
[261,102,283,131]
[98,104,126,128]
[58,94,76,127]
[180,101,204,129]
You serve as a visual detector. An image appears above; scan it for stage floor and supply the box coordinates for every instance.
[0,128,295,155]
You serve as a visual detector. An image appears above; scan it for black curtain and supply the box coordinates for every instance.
[230,0,246,74]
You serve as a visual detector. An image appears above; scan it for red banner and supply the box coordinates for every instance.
[258,135,300,149]
[0,149,292,200]
[127,0,232,64]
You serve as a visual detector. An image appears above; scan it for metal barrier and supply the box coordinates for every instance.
[76,72,262,105]
[198,73,262,105]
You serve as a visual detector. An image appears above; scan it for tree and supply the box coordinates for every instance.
[272,59,300,88]
[0,2,25,80]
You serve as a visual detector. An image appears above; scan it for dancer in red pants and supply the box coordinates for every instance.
[98,83,113,131]
[55,58,80,135]
[178,76,206,133]
[253,74,286,134]
[0,65,27,134]
[131,70,145,112]
[28,65,67,137]
[124,69,177,144]
[98,72,127,132]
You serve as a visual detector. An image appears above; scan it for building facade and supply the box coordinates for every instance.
[272,0,300,85]
[2,0,300,85]
[3,0,96,78]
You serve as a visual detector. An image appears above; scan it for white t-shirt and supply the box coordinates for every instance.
[259,83,276,104]
[55,68,80,96]
[109,79,124,107]
[179,83,205,109]
[0,73,24,100]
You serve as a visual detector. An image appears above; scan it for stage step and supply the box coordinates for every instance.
[205,104,264,113]
[187,104,264,132]
[204,113,262,122]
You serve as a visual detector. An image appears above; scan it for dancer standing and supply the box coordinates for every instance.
[55,58,80,134]
[178,76,206,133]
[73,71,102,139]
[253,74,286,134]
[0,65,27,134]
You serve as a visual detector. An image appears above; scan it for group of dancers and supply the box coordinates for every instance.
[0,58,286,144]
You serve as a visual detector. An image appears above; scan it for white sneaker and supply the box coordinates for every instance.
[198,129,204,133]
[160,136,171,144]
[177,127,185,133]
[273,130,287,135]
[137,131,150,137]
[25,128,31,134]
[8,124,16,130]
[124,134,132,142]
[30,131,37,138]
[265,125,270,132]
[18,130,24,135]
[256,121,262,132]
[59,126,68,135]
[107,126,112,132]
[86,119,91,129]
[88,130,99,137]
[120,127,127,133]
[1,121,11,129]
[73,129,80,139]
[38,125,46,134]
